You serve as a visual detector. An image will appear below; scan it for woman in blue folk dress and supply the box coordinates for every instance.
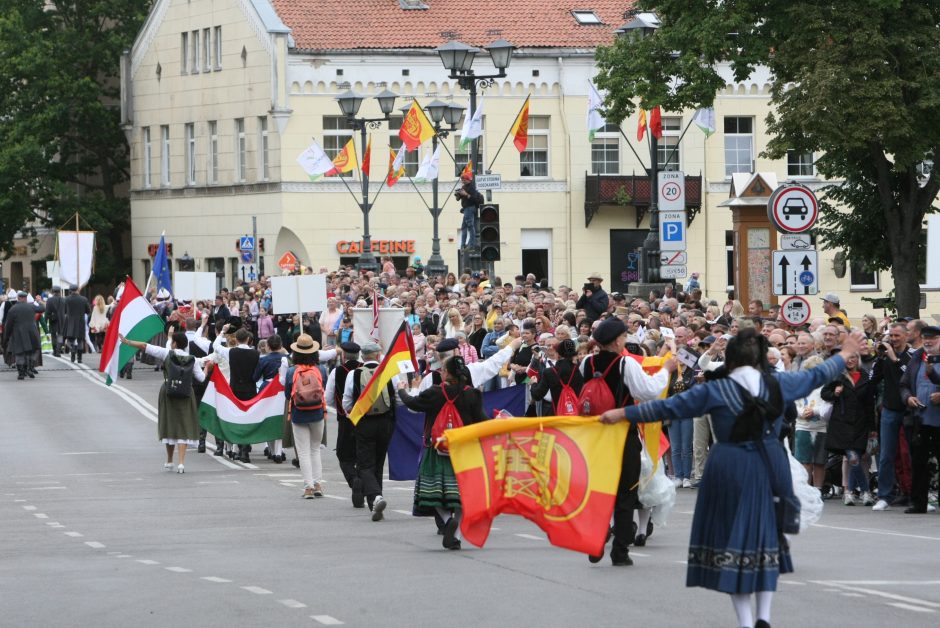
[601,328,864,628]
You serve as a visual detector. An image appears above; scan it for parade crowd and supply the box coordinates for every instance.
[3,260,939,628]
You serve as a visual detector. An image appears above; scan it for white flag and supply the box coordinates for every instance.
[392,144,407,172]
[587,82,607,142]
[413,149,433,182]
[459,97,484,150]
[297,140,336,178]
[692,107,716,137]
[425,145,442,182]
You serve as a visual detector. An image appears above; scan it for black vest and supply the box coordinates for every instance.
[229,347,260,400]
[333,359,361,417]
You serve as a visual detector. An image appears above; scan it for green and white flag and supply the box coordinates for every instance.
[98,277,165,385]
[587,82,607,142]
[414,145,442,182]
[459,97,484,150]
[692,107,716,137]
[297,140,336,180]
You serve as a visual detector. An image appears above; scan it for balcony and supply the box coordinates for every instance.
[584,172,703,227]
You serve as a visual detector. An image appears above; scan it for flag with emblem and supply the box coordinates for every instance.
[445,416,629,555]
[398,99,435,151]
[510,95,531,152]
[587,82,606,142]
[637,109,647,141]
[297,140,336,180]
[331,137,358,174]
[387,147,406,186]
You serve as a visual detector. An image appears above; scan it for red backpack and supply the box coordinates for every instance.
[292,366,325,411]
[554,367,579,416]
[578,355,621,415]
[430,384,469,455]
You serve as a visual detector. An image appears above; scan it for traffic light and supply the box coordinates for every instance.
[479,203,500,261]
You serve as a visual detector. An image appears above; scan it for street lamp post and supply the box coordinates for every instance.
[436,39,514,273]
[336,89,398,273]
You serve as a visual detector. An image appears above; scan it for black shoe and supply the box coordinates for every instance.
[126,371,132,380]
[264,447,271,459]
[29,367,38,375]
[53,352,61,358]
[447,539,461,550]
[197,440,206,454]
[291,458,300,468]
[273,454,283,464]
[610,545,633,566]
[77,354,82,364]
[351,478,365,509]
[17,371,25,381]
[70,352,75,363]
[904,506,927,514]
[755,620,771,628]
[634,534,646,547]
[589,525,613,564]
[213,447,224,457]
[238,453,250,463]
[646,520,654,539]
[891,495,911,507]
[442,517,459,549]
[26,370,35,379]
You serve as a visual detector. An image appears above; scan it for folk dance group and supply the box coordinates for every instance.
[124,310,867,628]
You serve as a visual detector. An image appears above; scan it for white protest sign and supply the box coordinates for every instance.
[174,272,217,302]
[352,308,405,354]
[270,274,327,314]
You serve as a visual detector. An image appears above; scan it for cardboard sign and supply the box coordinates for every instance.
[270,274,327,314]
[174,272,217,302]
[676,347,699,369]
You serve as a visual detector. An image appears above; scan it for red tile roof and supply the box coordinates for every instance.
[270,0,636,51]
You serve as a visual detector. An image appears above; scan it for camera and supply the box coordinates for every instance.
[877,343,889,355]
[928,354,940,364]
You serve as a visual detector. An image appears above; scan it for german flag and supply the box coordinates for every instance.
[445,416,629,555]
[348,322,418,425]
[510,95,531,153]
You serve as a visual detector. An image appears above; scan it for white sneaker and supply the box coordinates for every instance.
[163,463,174,471]
[671,477,682,487]
[843,492,856,506]
[176,464,185,474]
[928,504,937,513]
[861,491,875,506]
[872,499,890,511]
[682,479,692,489]
[371,496,387,521]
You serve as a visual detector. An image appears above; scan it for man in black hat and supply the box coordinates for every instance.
[63,285,91,363]
[3,291,44,379]
[325,341,364,506]
[576,273,609,322]
[45,286,67,357]
[579,317,677,566]
[417,334,523,392]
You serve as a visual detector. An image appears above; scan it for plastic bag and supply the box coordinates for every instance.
[786,440,823,531]
[638,447,676,526]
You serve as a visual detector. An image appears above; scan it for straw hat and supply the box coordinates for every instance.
[290,333,320,354]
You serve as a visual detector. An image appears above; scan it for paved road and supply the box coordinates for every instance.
[2,356,939,627]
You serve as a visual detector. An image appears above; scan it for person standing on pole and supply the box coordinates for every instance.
[455,169,483,251]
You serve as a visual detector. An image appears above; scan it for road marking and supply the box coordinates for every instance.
[887,603,935,614]
[85,542,106,549]
[515,533,545,541]
[136,559,160,565]
[393,510,412,516]
[780,580,806,585]
[197,480,240,485]
[674,560,688,565]
[322,495,345,501]
[62,452,107,455]
[254,473,303,478]
[65,531,84,538]
[812,581,940,609]
[311,616,344,625]
[840,592,864,598]
[825,580,940,586]
[278,599,307,608]
[46,522,65,528]
[24,486,67,490]
[14,499,26,502]
[630,552,650,557]
[22,505,36,511]
[115,554,133,558]
[201,576,232,583]
[810,523,940,542]
[389,487,412,491]
[241,586,273,595]
[34,513,49,519]
[165,567,192,573]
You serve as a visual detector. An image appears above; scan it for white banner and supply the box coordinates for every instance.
[57,231,95,289]
[270,274,327,314]
[174,272,217,302]
[352,308,405,354]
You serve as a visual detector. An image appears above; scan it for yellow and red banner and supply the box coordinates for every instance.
[398,99,435,151]
[446,416,628,555]
[387,147,405,187]
[331,138,358,174]
[510,95,531,153]
[649,106,663,139]
[624,351,671,471]
[637,108,647,141]
[348,321,418,425]
[361,135,372,177]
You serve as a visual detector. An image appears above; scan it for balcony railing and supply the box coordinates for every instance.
[584,172,703,227]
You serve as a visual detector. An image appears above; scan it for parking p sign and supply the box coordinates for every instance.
[659,210,686,252]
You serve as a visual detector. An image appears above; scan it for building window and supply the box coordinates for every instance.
[723,116,753,176]
[180,32,189,74]
[235,118,246,182]
[849,260,879,291]
[520,115,549,177]
[185,123,196,185]
[213,26,222,70]
[572,10,602,24]
[591,123,620,175]
[726,230,735,292]
[657,117,682,172]
[142,127,152,189]
[190,30,199,72]
[787,150,814,177]
[321,116,354,178]
[387,116,420,177]
[208,120,218,184]
[258,116,269,181]
[202,28,211,71]
[160,125,170,186]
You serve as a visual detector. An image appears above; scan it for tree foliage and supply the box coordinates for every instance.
[0,0,152,284]
[595,0,940,316]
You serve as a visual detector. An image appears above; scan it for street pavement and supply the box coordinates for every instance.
[2,355,939,627]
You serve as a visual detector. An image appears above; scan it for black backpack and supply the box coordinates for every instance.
[165,353,196,399]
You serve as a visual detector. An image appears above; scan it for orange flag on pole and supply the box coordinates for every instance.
[510,95,531,152]
[387,147,405,187]
[398,99,435,151]
[361,135,372,176]
[445,416,628,555]
[637,109,647,141]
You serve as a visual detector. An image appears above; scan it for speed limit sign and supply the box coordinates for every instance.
[658,171,685,212]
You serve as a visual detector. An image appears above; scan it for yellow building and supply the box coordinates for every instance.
[121,0,936,318]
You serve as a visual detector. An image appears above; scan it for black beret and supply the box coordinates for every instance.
[226,316,243,330]
[436,338,459,352]
[921,325,940,338]
[340,341,361,354]
[592,318,627,345]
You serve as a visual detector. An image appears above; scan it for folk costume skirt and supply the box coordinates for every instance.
[687,438,793,594]
[413,446,461,512]
[157,385,200,446]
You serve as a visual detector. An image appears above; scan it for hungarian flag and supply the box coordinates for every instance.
[510,95,531,152]
[445,416,629,555]
[361,135,372,176]
[199,367,286,443]
[649,106,663,139]
[637,109,647,141]
[99,277,165,386]
[348,321,418,425]
[331,137,358,174]
[693,107,716,137]
[387,147,406,186]
[398,99,435,152]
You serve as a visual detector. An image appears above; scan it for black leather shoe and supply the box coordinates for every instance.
[634,534,646,547]
[755,620,771,628]
[213,447,224,457]
[291,458,300,468]
[264,447,271,459]
[273,454,283,464]
[904,506,927,514]
[351,478,365,509]
[442,517,459,549]
[610,546,633,566]
[197,440,206,454]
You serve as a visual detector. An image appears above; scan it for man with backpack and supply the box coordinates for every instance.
[578,318,677,566]
[530,339,583,415]
[324,342,364,506]
[342,342,401,521]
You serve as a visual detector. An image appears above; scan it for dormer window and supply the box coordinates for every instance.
[573,10,602,25]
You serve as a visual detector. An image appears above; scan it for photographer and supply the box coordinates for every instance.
[898,324,940,514]
[456,170,483,250]
[575,274,609,322]
[868,322,915,510]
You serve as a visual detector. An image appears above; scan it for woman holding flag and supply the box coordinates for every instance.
[397,355,486,550]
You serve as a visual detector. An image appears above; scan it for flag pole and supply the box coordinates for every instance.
[486,95,530,172]
[662,116,696,170]
[618,127,649,171]
[74,213,80,292]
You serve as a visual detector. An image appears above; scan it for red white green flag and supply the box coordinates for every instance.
[98,277,165,385]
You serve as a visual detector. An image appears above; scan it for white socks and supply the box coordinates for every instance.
[731,594,753,628]
[637,508,652,534]
[756,591,773,623]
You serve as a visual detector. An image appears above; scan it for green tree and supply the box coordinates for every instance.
[0,0,152,285]
[595,1,940,317]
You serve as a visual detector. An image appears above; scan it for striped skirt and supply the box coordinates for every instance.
[414,446,462,511]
